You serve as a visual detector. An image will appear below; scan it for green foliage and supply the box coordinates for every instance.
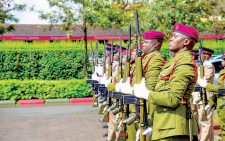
[0,0,27,35]
[0,79,91,100]
[126,0,225,37]
[0,40,105,51]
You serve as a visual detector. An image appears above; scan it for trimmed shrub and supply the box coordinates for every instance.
[0,50,90,80]
[0,79,92,100]
[0,40,224,80]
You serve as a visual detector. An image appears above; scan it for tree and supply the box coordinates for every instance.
[126,0,225,38]
[37,0,137,78]
[0,0,26,35]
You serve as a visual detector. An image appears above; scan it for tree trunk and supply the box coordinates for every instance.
[83,20,88,78]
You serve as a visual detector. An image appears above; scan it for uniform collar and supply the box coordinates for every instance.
[174,50,191,59]
[144,50,160,60]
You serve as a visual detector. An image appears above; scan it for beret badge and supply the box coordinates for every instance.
[176,25,179,30]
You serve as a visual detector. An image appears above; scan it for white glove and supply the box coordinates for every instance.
[115,79,123,91]
[105,77,112,87]
[103,101,107,106]
[118,119,123,129]
[100,73,107,84]
[91,73,98,81]
[135,127,153,140]
[142,127,153,136]
[103,106,107,113]
[136,129,140,141]
[134,78,150,100]
[205,105,211,111]
[98,103,102,108]
[121,77,133,95]
[94,65,103,75]
[199,77,207,88]
[116,113,119,121]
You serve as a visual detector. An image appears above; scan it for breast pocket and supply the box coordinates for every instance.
[159,67,173,89]
[154,106,176,130]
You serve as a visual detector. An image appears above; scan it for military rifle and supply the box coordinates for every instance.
[90,41,95,73]
[102,39,114,122]
[117,36,123,82]
[86,80,99,107]
[195,39,208,121]
[135,9,148,141]
[102,40,106,76]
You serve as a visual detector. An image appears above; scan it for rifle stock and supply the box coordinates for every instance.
[135,9,147,141]
[118,36,123,82]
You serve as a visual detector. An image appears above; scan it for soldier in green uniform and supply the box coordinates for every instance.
[191,49,199,60]
[128,30,166,141]
[199,51,225,141]
[134,23,199,140]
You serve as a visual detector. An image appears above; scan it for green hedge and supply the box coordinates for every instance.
[0,50,91,80]
[0,40,224,80]
[0,79,92,100]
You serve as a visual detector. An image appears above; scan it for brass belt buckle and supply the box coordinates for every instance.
[179,98,184,106]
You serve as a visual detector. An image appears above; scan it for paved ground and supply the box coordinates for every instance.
[0,104,108,141]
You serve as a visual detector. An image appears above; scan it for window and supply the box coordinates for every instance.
[213,61,223,73]
[49,40,59,43]
[23,40,33,43]
[216,38,225,42]
[72,40,80,43]
[124,40,128,44]
[98,40,108,44]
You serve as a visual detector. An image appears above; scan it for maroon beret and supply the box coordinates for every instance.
[173,23,199,43]
[133,43,144,49]
[122,50,128,55]
[142,30,164,40]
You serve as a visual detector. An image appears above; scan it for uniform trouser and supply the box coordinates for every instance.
[218,109,225,141]
[191,103,214,141]
[107,110,116,140]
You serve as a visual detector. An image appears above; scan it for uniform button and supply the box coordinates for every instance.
[151,101,153,103]
[164,108,166,111]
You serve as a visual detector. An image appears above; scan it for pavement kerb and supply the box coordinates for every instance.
[0,97,93,107]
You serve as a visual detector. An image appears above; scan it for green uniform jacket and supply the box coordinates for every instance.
[206,69,225,110]
[148,50,199,140]
[131,50,164,88]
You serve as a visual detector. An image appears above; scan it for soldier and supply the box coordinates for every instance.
[129,31,166,141]
[199,51,225,141]
[134,23,199,140]
[127,43,146,141]
[191,49,199,60]
[106,46,126,141]
[191,47,215,141]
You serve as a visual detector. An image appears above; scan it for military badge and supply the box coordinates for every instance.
[176,25,179,30]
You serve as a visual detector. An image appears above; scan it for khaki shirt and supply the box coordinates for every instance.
[130,50,164,88]
[112,61,118,83]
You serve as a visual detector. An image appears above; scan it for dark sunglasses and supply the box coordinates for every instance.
[222,58,225,61]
